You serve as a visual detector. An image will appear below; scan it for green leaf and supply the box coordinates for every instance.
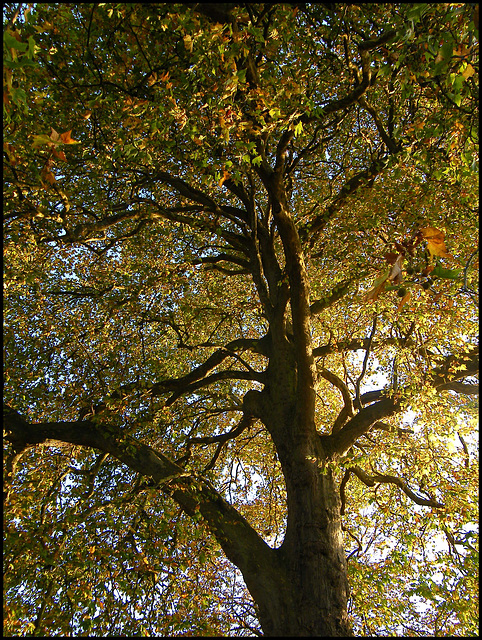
[441,41,454,62]
[431,265,463,279]
[4,31,28,52]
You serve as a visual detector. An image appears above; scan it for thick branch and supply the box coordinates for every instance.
[436,381,479,395]
[430,346,479,389]
[192,253,250,270]
[273,201,316,408]
[357,30,397,51]
[323,346,479,456]
[323,396,401,457]
[301,43,376,124]
[310,277,358,315]
[358,95,400,154]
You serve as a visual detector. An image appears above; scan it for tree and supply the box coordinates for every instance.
[3,3,479,636]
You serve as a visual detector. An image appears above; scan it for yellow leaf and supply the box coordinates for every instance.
[183,34,193,53]
[52,148,67,162]
[462,63,475,80]
[41,167,56,185]
[363,282,385,303]
[420,226,452,258]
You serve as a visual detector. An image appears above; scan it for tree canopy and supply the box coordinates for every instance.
[3,3,479,636]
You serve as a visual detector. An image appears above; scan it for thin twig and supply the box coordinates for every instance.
[354,314,378,411]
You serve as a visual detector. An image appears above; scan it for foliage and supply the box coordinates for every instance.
[3,3,479,637]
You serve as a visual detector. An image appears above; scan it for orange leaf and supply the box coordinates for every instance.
[363,268,390,303]
[397,290,411,312]
[41,167,56,185]
[420,226,452,258]
[52,148,67,162]
[60,129,79,144]
[363,281,386,303]
[218,169,230,187]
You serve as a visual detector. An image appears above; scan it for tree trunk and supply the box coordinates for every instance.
[240,335,353,636]
[240,419,353,636]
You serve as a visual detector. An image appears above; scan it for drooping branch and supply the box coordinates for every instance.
[354,313,378,411]
[183,413,256,473]
[348,465,444,509]
[3,404,286,603]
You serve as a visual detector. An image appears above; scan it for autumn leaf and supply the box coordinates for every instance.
[420,226,452,258]
[218,169,230,187]
[363,268,390,303]
[421,264,435,277]
[32,134,55,149]
[183,34,193,53]
[397,289,411,312]
[32,128,79,149]
[462,63,475,80]
[59,130,79,144]
[388,254,404,284]
[52,148,67,162]
[40,166,56,185]
[3,4,479,638]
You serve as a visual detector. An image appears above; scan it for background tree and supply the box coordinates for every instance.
[4,3,479,636]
